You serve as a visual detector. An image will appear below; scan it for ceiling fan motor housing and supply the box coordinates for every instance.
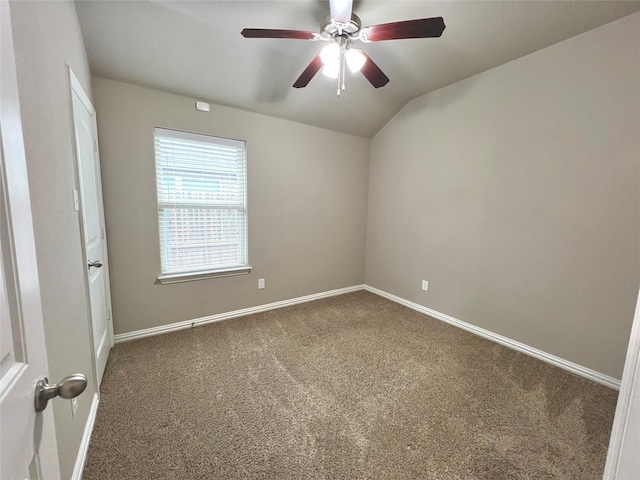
[320,13,362,42]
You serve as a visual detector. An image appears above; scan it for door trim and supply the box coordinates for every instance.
[603,287,640,478]
[70,392,99,480]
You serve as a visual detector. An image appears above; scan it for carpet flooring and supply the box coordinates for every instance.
[83,291,618,479]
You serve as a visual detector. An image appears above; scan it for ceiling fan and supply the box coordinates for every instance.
[241,0,445,96]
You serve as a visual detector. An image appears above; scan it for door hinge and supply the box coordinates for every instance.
[93,139,98,152]
[100,227,105,239]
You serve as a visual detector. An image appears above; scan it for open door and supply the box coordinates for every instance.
[0,1,60,477]
[603,287,640,478]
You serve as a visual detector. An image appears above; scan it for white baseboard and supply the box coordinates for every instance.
[71,392,99,480]
[364,285,621,390]
[113,282,620,390]
[114,285,365,343]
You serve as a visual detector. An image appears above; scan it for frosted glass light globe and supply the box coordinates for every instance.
[320,43,340,67]
[346,48,366,73]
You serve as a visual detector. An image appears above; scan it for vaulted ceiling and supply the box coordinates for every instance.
[75,1,640,138]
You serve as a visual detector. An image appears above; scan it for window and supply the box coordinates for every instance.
[154,127,249,284]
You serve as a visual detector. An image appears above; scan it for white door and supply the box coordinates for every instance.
[0,1,60,477]
[69,71,113,387]
[603,287,640,479]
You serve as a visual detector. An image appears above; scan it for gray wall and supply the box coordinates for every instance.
[92,78,370,335]
[366,13,640,379]
[9,1,96,477]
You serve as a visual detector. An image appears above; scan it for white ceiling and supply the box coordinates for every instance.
[75,0,640,138]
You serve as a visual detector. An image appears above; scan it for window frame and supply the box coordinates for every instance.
[153,127,251,284]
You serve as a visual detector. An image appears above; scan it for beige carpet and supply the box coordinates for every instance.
[84,291,618,479]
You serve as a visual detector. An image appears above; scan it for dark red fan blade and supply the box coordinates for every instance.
[360,53,389,88]
[293,55,323,88]
[364,17,445,42]
[241,28,316,40]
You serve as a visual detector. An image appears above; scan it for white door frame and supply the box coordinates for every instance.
[603,287,640,479]
[66,67,114,387]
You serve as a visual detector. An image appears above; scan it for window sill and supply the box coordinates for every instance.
[158,266,252,285]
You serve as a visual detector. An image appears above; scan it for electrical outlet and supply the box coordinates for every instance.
[421,280,429,291]
[258,278,265,289]
[71,397,78,417]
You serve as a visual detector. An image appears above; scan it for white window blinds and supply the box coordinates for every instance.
[154,127,248,277]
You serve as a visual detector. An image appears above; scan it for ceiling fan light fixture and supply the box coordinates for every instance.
[346,48,366,72]
[322,63,339,78]
[320,43,340,67]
